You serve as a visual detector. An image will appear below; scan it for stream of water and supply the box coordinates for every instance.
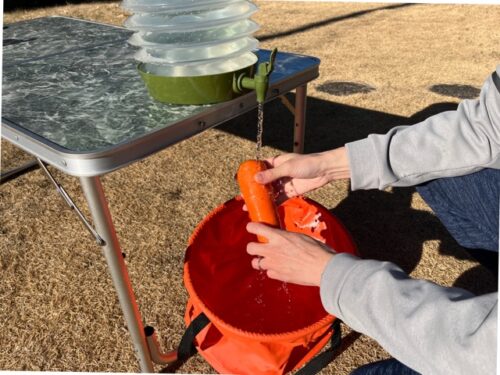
[254,103,293,311]
[256,103,264,160]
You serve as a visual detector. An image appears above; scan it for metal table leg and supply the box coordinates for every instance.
[80,176,154,373]
[293,84,307,154]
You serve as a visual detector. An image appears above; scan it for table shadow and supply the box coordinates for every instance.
[4,0,117,12]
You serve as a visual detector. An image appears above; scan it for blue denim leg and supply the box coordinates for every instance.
[350,359,420,375]
[416,168,500,252]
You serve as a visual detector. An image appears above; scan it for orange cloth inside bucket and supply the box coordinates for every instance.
[185,196,357,335]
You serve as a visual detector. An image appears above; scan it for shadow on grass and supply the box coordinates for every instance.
[259,3,415,42]
[4,0,118,12]
[218,97,497,295]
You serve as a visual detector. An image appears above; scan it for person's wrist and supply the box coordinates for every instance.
[319,147,351,182]
[314,250,335,286]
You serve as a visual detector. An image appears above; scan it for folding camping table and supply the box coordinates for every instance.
[1,16,320,372]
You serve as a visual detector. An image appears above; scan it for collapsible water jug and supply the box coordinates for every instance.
[122,0,262,104]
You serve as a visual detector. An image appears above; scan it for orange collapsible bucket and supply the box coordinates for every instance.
[180,196,357,374]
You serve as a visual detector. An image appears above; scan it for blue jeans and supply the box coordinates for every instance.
[351,359,420,375]
[351,168,500,375]
[417,168,499,276]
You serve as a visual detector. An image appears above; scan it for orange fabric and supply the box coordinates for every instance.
[184,196,357,374]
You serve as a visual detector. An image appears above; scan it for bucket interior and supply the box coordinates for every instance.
[185,197,357,335]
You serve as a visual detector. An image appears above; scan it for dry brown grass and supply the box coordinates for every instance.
[1,1,499,373]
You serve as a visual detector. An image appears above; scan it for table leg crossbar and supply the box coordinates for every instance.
[37,159,105,246]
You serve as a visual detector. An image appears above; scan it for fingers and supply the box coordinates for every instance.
[246,223,280,265]
[250,257,280,280]
[255,156,292,184]
[251,256,263,270]
[247,240,264,256]
[246,222,280,241]
[251,256,259,269]
[255,168,279,185]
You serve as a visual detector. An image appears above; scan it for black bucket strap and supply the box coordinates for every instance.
[177,312,210,362]
[177,314,341,374]
[492,71,500,94]
[295,319,342,375]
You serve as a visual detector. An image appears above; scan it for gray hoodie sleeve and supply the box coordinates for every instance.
[346,66,500,190]
[320,67,500,374]
[320,254,497,375]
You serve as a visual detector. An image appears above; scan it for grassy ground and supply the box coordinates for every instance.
[1,1,499,373]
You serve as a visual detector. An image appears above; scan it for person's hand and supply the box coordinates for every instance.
[246,222,335,286]
[256,147,350,204]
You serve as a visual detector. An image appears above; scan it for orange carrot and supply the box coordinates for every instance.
[237,160,280,243]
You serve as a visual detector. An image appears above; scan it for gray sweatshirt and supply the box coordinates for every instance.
[320,66,499,374]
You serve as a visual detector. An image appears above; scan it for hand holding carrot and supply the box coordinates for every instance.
[255,147,350,204]
[246,222,336,286]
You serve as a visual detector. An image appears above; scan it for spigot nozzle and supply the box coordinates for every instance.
[234,48,278,104]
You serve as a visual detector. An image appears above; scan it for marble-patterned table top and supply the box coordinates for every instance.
[3,17,130,67]
[2,17,319,163]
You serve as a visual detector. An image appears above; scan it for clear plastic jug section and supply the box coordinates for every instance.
[122,0,241,13]
[127,19,260,47]
[141,51,257,77]
[124,1,258,32]
[136,36,258,64]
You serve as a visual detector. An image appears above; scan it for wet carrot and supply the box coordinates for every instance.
[237,160,280,243]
